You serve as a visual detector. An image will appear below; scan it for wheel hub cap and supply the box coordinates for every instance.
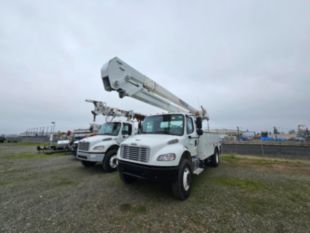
[183,168,191,191]
[109,155,118,169]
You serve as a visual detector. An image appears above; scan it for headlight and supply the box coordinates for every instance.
[157,153,176,161]
[93,145,105,151]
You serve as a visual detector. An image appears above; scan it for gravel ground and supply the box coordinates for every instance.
[0,143,309,233]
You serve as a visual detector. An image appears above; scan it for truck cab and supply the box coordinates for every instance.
[117,113,221,200]
[77,121,134,172]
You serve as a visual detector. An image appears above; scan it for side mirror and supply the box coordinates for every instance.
[197,129,203,136]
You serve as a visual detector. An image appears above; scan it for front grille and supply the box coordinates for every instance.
[78,141,89,151]
[120,145,150,163]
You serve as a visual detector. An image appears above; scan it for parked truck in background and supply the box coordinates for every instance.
[77,121,135,171]
[76,99,145,172]
[71,124,100,156]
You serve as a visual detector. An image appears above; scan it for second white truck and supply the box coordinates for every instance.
[76,100,144,171]
[77,120,135,171]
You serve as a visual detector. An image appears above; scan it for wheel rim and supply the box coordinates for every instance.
[109,154,118,169]
[215,152,219,164]
[182,167,191,191]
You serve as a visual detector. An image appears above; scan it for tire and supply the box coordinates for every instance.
[119,172,137,184]
[102,148,118,172]
[210,150,219,167]
[172,159,192,200]
[81,160,96,167]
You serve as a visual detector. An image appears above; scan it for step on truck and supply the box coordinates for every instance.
[76,99,145,172]
[100,57,221,199]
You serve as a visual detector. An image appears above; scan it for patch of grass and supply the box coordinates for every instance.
[106,174,122,186]
[0,171,41,187]
[119,203,132,212]
[287,191,309,204]
[133,205,147,214]
[0,180,10,186]
[244,197,272,215]
[52,177,76,187]
[119,203,147,214]
[6,152,66,160]
[210,177,266,191]
[221,154,298,167]
[221,153,238,161]
[252,159,280,166]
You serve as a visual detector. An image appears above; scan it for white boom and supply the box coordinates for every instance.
[101,57,209,120]
[85,99,145,122]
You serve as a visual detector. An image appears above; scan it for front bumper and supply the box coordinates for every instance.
[77,151,105,162]
[118,160,178,182]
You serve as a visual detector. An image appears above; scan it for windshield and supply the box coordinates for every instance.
[98,122,121,136]
[141,114,184,136]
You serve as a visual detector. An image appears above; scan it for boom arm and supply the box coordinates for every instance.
[101,57,209,120]
[85,99,145,122]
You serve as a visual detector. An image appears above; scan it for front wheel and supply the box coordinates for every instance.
[172,159,192,200]
[210,150,219,167]
[102,148,118,172]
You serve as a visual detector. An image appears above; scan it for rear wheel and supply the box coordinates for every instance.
[172,159,192,200]
[210,150,219,167]
[81,161,96,167]
[119,172,137,184]
[102,148,118,172]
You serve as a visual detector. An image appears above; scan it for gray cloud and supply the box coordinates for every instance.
[0,0,309,134]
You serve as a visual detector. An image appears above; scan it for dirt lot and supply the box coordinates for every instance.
[1,143,309,233]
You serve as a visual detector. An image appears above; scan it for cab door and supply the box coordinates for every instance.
[185,115,198,156]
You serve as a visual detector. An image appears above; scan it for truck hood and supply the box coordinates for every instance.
[80,135,116,144]
[121,134,180,153]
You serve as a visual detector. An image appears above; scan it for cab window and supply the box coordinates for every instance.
[122,123,132,135]
[186,116,194,134]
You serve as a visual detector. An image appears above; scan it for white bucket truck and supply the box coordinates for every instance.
[101,57,221,199]
[76,99,145,172]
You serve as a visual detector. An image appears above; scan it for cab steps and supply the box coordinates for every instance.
[193,167,204,175]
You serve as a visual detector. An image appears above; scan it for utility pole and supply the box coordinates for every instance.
[237,126,240,141]
[50,122,55,145]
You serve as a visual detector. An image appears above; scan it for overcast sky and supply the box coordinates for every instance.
[0,0,309,134]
